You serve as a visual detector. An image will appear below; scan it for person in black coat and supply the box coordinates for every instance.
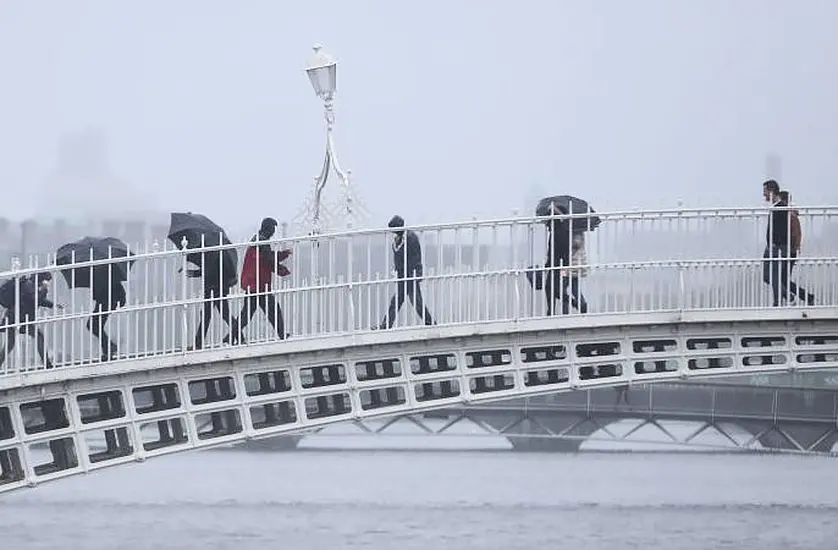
[0,272,59,368]
[377,215,435,329]
[542,204,579,315]
[762,180,814,307]
[185,249,241,350]
[86,266,126,361]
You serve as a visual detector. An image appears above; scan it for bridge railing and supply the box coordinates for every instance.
[474,382,838,423]
[1,205,836,375]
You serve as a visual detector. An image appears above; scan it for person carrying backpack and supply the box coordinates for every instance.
[774,189,813,306]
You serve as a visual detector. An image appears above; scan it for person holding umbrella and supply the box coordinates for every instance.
[56,236,133,362]
[536,195,596,315]
[238,217,292,341]
[0,272,61,369]
[168,212,241,350]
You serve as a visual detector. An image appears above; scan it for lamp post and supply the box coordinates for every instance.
[299,44,366,236]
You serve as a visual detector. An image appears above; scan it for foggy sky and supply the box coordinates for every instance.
[1,0,837,230]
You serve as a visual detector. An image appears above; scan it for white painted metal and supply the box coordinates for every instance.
[306,381,838,453]
[0,205,837,492]
[1,315,838,493]
[294,44,369,236]
[0,205,835,376]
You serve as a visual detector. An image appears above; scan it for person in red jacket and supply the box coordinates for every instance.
[238,217,292,340]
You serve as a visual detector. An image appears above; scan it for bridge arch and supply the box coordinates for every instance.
[2,312,838,493]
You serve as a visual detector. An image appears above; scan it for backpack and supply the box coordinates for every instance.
[790,211,802,253]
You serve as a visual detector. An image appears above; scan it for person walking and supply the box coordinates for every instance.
[86,267,126,361]
[0,272,60,369]
[762,181,814,307]
[186,247,241,350]
[377,215,435,329]
[238,217,292,340]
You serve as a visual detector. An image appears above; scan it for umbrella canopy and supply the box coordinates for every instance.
[0,277,31,309]
[168,212,238,284]
[55,237,135,288]
[535,195,601,232]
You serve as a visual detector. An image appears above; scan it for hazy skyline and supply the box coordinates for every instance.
[1,0,837,230]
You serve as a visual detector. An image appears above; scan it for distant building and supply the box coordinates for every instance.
[36,128,157,222]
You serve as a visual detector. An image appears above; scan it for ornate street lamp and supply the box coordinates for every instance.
[303,44,355,235]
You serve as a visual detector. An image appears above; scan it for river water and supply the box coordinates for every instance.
[0,450,836,549]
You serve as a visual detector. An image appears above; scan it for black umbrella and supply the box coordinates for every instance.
[55,237,135,288]
[535,195,601,232]
[167,212,238,283]
[0,277,27,309]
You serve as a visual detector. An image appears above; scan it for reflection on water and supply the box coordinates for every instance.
[1,450,836,549]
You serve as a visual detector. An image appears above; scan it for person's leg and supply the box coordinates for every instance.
[762,248,782,306]
[0,323,17,367]
[97,312,116,359]
[560,276,573,314]
[784,259,815,305]
[406,280,435,325]
[380,281,407,329]
[34,329,52,368]
[238,293,260,331]
[193,288,216,350]
[87,305,114,359]
[217,289,241,344]
[261,293,285,339]
[566,276,588,313]
[543,270,557,316]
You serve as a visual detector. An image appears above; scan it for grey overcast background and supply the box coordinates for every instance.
[1,0,837,229]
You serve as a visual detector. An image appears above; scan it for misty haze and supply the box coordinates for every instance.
[1,1,838,549]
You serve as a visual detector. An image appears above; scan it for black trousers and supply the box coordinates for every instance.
[762,246,811,306]
[238,291,285,339]
[193,286,240,349]
[380,279,435,329]
[86,306,117,359]
[544,272,588,315]
[0,313,51,368]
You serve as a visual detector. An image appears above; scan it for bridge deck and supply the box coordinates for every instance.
[1,206,838,492]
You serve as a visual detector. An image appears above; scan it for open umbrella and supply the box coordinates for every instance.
[55,237,134,288]
[0,277,26,309]
[536,195,601,232]
[168,212,238,284]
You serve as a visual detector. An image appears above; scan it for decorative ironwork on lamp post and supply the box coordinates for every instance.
[296,44,368,236]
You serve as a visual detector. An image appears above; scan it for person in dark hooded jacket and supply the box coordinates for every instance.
[237,217,292,340]
[0,272,58,368]
[85,265,126,361]
[377,215,435,329]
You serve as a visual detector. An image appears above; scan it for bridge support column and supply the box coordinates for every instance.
[477,412,600,452]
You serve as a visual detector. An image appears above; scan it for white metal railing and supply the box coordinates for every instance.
[0,205,836,375]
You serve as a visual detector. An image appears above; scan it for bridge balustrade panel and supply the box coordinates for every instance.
[469,382,838,423]
[0,206,836,374]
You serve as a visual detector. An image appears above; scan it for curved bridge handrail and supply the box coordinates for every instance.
[0,205,835,375]
[2,204,837,280]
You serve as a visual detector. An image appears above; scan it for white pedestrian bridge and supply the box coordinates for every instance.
[1,205,837,492]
